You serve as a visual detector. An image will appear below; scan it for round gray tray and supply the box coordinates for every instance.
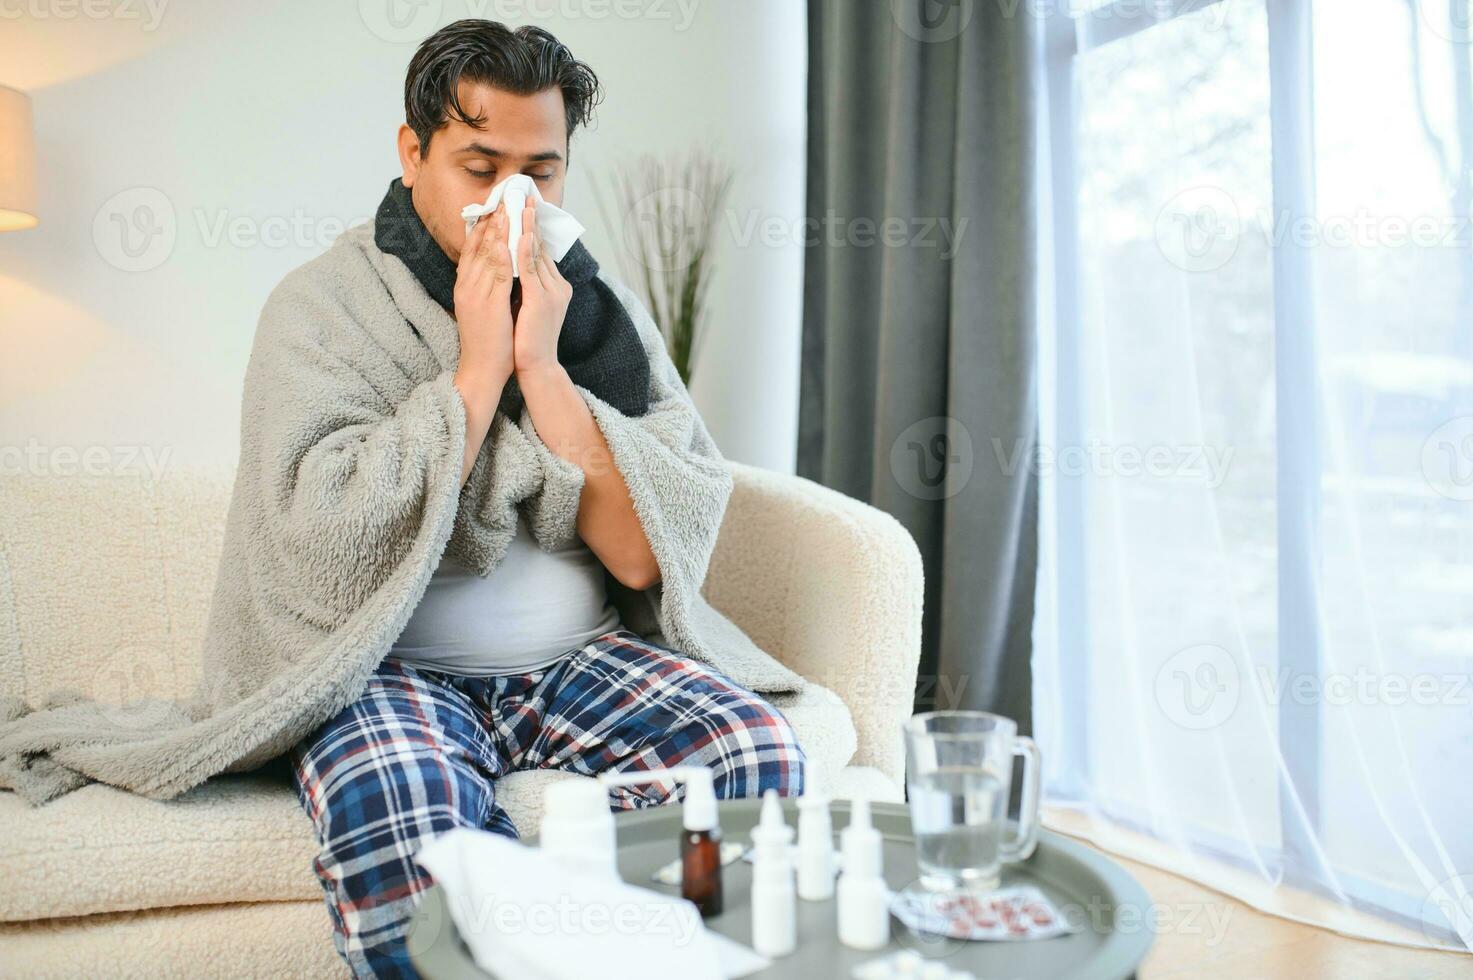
[407,799,1153,979]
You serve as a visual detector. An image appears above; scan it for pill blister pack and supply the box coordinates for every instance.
[851,949,978,979]
[890,884,1077,942]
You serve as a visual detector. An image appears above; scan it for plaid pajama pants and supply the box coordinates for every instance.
[288,626,806,979]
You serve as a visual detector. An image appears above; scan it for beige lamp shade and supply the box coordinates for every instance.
[0,85,38,232]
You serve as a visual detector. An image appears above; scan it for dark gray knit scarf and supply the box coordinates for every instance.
[374,177,650,420]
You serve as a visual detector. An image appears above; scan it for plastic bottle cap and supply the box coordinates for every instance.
[841,796,883,877]
[751,789,794,852]
[680,766,718,832]
[539,779,619,878]
[543,778,610,822]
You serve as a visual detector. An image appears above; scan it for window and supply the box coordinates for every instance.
[1035,0,1473,948]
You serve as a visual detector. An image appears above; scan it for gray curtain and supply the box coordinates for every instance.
[798,0,1038,730]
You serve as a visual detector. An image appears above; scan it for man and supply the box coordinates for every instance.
[285,20,805,977]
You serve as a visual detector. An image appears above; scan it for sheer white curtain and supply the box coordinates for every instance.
[1033,0,1473,951]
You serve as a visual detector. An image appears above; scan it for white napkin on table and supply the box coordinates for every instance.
[415,828,769,980]
[460,173,586,278]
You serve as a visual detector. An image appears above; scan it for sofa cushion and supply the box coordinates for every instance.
[0,680,857,923]
[823,765,904,803]
[0,899,342,978]
[765,680,857,790]
[0,771,320,923]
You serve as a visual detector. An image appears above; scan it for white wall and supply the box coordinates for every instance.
[0,0,805,475]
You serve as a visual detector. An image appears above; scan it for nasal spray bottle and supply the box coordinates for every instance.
[795,789,835,901]
[749,789,797,957]
[598,767,723,917]
[836,796,890,950]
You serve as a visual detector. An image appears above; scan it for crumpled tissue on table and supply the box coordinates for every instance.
[416,827,769,980]
[460,172,585,277]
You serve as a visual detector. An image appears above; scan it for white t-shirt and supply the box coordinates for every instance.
[387,513,622,676]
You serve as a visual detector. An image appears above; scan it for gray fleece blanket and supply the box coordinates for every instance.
[0,220,805,807]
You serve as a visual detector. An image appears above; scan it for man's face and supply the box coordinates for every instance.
[397,80,568,263]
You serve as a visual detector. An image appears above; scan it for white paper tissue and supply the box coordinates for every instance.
[415,827,769,980]
[460,173,585,277]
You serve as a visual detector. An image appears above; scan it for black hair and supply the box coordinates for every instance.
[404,19,602,154]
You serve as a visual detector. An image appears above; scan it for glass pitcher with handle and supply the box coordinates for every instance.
[904,710,1042,893]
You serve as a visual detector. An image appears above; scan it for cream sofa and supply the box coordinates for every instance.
[0,460,923,977]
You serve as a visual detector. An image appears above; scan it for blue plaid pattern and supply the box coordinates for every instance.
[288,627,806,978]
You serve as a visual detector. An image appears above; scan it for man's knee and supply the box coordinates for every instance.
[291,668,496,834]
[295,733,495,850]
[705,691,807,799]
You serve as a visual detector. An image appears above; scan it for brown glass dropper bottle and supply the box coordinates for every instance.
[676,767,722,917]
[599,766,724,918]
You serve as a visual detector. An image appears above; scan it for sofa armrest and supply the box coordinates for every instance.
[703,461,924,787]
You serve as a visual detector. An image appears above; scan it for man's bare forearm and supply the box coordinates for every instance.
[516,363,660,590]
[453,366,512,485]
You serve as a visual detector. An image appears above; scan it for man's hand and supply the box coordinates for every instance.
[455,201,516,383]
[451,201,515,484]
[511,197,573,379]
